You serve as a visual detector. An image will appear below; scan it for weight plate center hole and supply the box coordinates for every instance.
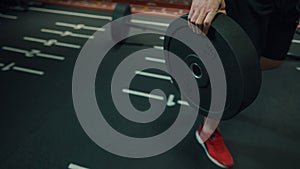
[190,63,202,79]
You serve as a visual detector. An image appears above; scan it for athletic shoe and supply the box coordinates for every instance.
[195,126,234,168]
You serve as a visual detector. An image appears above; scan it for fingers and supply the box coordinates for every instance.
[203,11,217,34]
[188,0,226,34]
[188,21,202,35]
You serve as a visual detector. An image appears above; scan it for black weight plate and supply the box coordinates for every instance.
[111,3,131,42]
[164,14,261,120]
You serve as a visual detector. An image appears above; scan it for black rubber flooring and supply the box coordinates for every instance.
[0,4,300,169]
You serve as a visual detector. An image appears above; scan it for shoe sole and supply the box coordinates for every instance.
[195,131,229,168]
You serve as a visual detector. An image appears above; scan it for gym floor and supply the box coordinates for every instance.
[1,3,300,169]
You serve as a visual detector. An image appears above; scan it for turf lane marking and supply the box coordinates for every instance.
[1,62,15,71]
[41,28,94,39]
[2,46,28,54]
[177,100,190,106]
[13,66,44,75]
[23,36,81,49]
[28,7,170,27]
[153,46,164,50]
[29,7,112,20]
[122,89,190,107]
[292,39,300,44]
[122,89,164,101]
[36,53,65,60]
[0,13,18,20]
[167,94,176,106]
[55,22,105,31]
[296,67,300,71]
[0,63,4,67]
[135,70,171,81]
[131,19,169,27]
[0,62,44,75]
[145,57,166,64]
[2,46,65,61]
[68,163,89,169]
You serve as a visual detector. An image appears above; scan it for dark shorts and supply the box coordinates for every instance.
[225,0,300,60]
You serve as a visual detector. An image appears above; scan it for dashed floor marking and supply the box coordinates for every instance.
[41,28,94,39]
[0,13,18,20]
[135,70,171,81]
[55,22,105,31]
[2,46,65,61]
[1,62,44,76]
[23,36,81,49]
[145,57,166,64]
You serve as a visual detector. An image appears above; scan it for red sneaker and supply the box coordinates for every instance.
[195,126,234,168]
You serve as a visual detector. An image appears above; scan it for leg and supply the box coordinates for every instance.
[260,57,283,70]
[262,0,300,68]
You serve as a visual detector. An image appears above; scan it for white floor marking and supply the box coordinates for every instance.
[167,94,176,107]
[41,28,94,39]
[292,39,300,44]
[0,13,18,20]
[13,66,44,75]
[145,57,166,64]
[2,46,65,61]
[131,19,169,27]
[1,62,15,71]
[153,46,164,50]
[1,62,44,75]
[159,36,165,40]
[36,53,65,60]
[122,89,164,101]
[0,63,4,67]
[296,67,300,71]
[28,7,170,28]
[55,22,105,31]
[2,46,28,54]
[177,100,190,106]
[68,163,89,169]
[23,36,81,49]
[135,70,171,81]
[29,7,112,20]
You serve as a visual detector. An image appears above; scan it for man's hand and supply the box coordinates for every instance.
[188,0,226,34]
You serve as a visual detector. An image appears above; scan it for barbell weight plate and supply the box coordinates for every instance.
[111,3,131,42]
[164,14,261,120]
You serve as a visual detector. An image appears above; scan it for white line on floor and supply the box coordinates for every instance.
[145,57,166,64]
[177,100,190,106]
[24,36,47,43]
[135,70,171,81]
[41,28,94,39]
[122,89,164,101]
[1,62,15,71]
[153,46,164,50]
[159,36,165,40]
[23,36,81,49]
[296,67,300,71]
[12,66,44,75]
[2,46,28,54]
[167,94,176,107]
[131,19,169,27]
[29,7,112,20]
[68,163,89,169]
[0,63,4,67]
[292,39,300,44]
[55,41,81,49]
[0,13,18,20]
[55,22,105,31]
[36,53,65,60]
[2,46,65,61]
[28,7,170,28]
